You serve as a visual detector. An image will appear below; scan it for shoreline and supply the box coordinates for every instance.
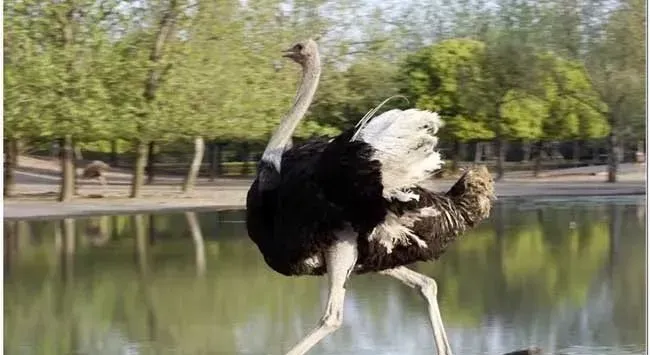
[4,179,645,220]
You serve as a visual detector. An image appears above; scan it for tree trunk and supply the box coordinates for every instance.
[146,141,156,185]
[130,140,148,198]
[4,138,18,197]
[451,141,462,171]
[71,140,79,196]
[591,140,599,165]
[209,142,222,181]
[60,217,76,283]
[607,132,618,183]
[4,221,17,277]
[134,214,148,276]
[521,140,531,163]
[111,216,120,241]
[481,142,495,161]
[148,215,157,245]
[486,142,494,160]
[182,136,205,193]
[110,140,118,166]
[185,211,206,276]
[137,0,179,191]
[240,142,251,175]
[208,142,219,181]
[474,142,483,162]
[59,135,75,202]
[458,142,467,163]
[62,218,76,255]
[495,138,506,181]
[608,204,623,269]
[572,140,581,165]
[215,143,223,176]
[617,140,624,162]
[533,141,543,178]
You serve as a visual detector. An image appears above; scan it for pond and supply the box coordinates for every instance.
[3,196,646,355]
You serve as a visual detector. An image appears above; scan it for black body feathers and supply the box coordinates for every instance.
[246,129,387,276]
[246,127,494,276]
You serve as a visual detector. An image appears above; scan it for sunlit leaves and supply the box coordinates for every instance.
[538,53,609,139]
[401,39,495,141]
[499,91,547,140]
[399,34,611,144]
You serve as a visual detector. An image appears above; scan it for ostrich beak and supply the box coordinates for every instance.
[282,48,296,58]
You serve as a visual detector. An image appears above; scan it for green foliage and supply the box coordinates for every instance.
[499,91,546,140]
[538,53,609,139]
[400,34,611,144]
[99,31,152,141]
[4,1,119,143]
[308,69,353,131]
[2,0,642,157]
[401,39,494,141]
[310,58,403,132]
[584,0,645,141]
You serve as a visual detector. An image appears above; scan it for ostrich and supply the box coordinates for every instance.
[80,160,111,192]
[246,39,495,355]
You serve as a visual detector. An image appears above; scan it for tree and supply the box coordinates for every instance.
[579,0,644,181]
[401,35,546,175]
[309,57,403,133]
[127,0,187,198]
[532,53,609,171]
[401,39,495,166]
[5,0,118,201]
[4,2,52,196]
[153,0,242,191]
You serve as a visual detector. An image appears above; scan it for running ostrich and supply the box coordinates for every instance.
[80,160,110,188]
[246,39,495,355]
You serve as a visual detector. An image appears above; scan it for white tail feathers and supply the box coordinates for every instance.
[354,108,445,201]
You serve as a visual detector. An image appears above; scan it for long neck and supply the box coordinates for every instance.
[261,56,321,173]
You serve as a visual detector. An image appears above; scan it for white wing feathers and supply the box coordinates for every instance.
[354,108,445,202]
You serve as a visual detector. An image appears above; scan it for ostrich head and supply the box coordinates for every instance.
[282,39,319,66]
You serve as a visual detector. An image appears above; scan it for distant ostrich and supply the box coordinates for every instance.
[81,160,110,188]
[246,39,495,355]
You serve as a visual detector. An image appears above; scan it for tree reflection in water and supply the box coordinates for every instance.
[3,197,646,355]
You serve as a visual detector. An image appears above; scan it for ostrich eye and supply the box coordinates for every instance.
[294,44,304,51]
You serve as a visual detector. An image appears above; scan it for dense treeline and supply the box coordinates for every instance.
[4,0,645,199]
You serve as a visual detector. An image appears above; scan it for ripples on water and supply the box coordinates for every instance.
[3,196,646,355]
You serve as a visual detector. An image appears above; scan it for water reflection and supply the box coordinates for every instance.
[3,197,646,355]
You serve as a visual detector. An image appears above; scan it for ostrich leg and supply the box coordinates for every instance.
[285,231,358,355]
[98,175,108,196]
[380,266,453,355]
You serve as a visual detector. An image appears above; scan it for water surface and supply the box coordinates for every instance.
[4,196,646,355]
